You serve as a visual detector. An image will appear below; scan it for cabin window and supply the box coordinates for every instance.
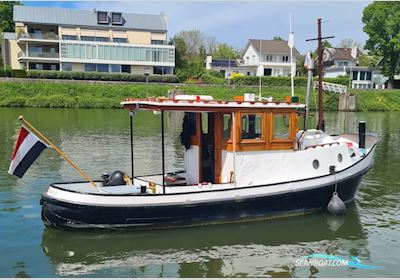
[222,114,232,140]
[241,114,263,140]
[273,114,290,139]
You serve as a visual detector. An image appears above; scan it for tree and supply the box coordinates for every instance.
[273,36,284,41]
[322,40,332,48]
[170,36,187,69]
[296,55,307,77]
[0,2,21,32]
[212,43,240,59]
[0,29,3,66]
[338,38,364,50]
[362,2,400,87]
[173,29,216,60]
[358,54,379,67]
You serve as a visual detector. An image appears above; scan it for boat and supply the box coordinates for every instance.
[40,92,377,229]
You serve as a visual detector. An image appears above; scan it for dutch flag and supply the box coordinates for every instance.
[8,126,48,178]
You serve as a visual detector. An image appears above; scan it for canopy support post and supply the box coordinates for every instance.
[232,111,237,188]
[129,110,134,180]
[161,111,166,194]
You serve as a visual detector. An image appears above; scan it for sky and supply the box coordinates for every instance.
[23,1,372,54]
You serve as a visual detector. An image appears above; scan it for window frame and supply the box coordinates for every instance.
[239,112,265,143]
[271,112,292,141]
[111,12,123,25]
[97,11,109,24]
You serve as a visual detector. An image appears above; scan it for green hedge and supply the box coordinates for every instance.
[25,70,179,83]
[0,69,25,77]
[232,76,308,86]
[231,76,350,87]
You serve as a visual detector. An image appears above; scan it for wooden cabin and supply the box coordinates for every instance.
[122,95,304,186]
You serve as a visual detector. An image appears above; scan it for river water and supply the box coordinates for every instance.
[0,108,399,277]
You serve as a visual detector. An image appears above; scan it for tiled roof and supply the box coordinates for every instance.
[249,39,300,56]
[332,48,355,61]
[13,5,167,32]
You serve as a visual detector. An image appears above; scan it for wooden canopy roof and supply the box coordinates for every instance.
[121,97,305,112]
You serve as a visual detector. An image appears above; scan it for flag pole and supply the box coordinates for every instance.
[18,115,97,188]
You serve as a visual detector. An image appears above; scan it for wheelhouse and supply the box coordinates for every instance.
[122,95,304,189]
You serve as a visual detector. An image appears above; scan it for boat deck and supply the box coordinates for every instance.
[51,182,143,195]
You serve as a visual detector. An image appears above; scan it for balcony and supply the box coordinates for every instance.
[17,32,59,42]
[18,51,60,61]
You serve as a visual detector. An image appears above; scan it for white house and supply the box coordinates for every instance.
[242,39,299,77]
[205,39,300,77]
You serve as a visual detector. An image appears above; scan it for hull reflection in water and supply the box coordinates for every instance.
[41,205,368,277]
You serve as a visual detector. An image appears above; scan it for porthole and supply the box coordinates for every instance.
[313,159,319,169]
[338,153,343,163]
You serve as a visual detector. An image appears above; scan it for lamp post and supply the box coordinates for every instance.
[144,67,150,98]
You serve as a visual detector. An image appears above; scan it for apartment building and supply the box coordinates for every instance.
[3,5,175,74]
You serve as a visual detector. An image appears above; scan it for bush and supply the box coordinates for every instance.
[0,65,12,77]
[323,77,350,86]
[231,75,350,87]
[175,61,206,82]
[200,72,226,84]
[25,70,178,83]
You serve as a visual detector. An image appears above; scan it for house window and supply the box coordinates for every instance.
[110,64,121,72]
[282,56,289,62]
[151,40,164,45]
[273,114,290,139]
[111,12,122,25]
[97,11,108,24]
[360,71,366,80]
[95,37,109,42]
[352,71,358,80]
[62,63,72,71]
[366,72,372,81]
[113,37,127,43]
[241,114,263,140]
[153,66,163,75]
[62,35,77,40]
[121,65,131,73]
[222,114,232,141]
[81,36,95,41]
[97,64,109,72]
[84,63,96,72]
[263,55,272,62]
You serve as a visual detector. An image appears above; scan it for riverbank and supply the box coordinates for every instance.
[1,80,400,111]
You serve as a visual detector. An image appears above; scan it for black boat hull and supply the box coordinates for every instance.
[41,171,365,230]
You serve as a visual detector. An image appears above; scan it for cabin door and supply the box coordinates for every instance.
[199,112,216,183]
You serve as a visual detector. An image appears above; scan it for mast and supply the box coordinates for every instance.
[317,18,324,131]
[306,17,334,131]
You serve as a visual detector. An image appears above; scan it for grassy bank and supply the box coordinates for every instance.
[0,80,400,111]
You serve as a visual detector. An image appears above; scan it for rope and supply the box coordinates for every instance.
[333,171,338,195]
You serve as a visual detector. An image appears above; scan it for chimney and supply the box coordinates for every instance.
[205,55,212,70]
[351,46,358,59]
[160,11,167,26]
